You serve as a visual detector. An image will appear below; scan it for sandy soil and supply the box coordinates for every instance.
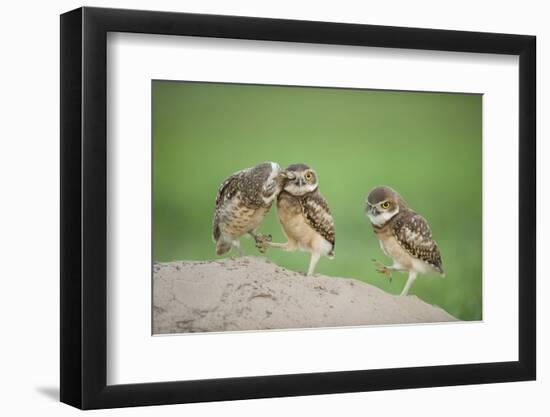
[153,256,456,334]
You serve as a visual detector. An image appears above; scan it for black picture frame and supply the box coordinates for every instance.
[60,6,536,410]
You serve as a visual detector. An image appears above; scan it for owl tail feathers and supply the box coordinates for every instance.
[215,240,232,256]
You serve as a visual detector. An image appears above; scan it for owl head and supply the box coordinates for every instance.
[251,162,285,203]
[281,163,319,196]
[365,185,404,227]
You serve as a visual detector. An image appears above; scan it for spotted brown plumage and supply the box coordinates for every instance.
[212,162,283,255]
[391,211,443,273]
[212,172,241,243]
[300,191,335,254]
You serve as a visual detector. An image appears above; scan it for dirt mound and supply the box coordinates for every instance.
[153,256,456,334]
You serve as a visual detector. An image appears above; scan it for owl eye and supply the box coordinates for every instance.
[304,172,313,182]
[381,201,391,209]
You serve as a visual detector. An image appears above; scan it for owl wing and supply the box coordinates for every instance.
[391,211,443,273]
[301,192,335,251]
[214,169,247,208]
[212,170,246,241]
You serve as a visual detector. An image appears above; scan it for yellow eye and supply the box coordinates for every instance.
[381,201,391,209]
[304,172,313,182]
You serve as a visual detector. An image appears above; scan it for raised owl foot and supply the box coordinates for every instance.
[254,234,272,253]
[372,259,393,283]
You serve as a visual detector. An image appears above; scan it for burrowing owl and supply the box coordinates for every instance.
[365,186,444,295]
[212,162,284,256]
[257,163,335,276]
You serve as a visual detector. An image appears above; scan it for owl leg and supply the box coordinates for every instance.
[255,237,295,253]
[401,271,417,296]
[263,241,292,250]
[231,240,244,257]
[307,252,321,276]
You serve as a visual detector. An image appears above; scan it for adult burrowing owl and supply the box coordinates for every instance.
[212,162,284,256]
[365,186,444,296]
[257,163,335,276]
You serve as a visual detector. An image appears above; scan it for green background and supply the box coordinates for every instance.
[153,81,482,321]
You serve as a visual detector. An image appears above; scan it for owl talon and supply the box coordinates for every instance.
[372,260,393,283]
[254,234,271,253]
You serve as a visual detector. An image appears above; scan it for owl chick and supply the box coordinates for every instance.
[212,162,284,256]
[365,186,444,295]
[257,164,335,276]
